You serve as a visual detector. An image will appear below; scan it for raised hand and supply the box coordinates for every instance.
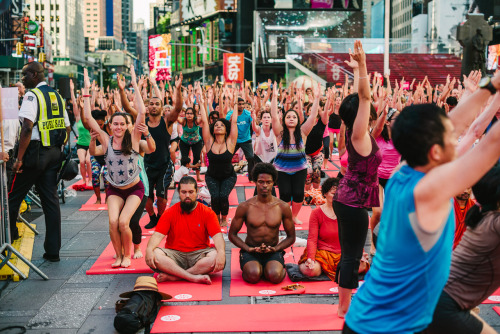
[344,52,359,69]
[70,79,74,92]
[136,122,149,135]
[349,40,366,66]
[175,73,183,90]
[117,74,126,90]
[83,68,91,89]
[130,65,137,86]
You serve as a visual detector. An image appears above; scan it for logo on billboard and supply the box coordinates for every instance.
[223,53,244,83]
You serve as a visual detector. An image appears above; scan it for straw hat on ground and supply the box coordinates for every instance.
[119,276,172,300]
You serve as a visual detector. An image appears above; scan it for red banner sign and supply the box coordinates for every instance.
[223,53,244,83]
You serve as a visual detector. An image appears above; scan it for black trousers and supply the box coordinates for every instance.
[129,196,147,245]
[333,201,369,289]
[234,140,254,180]
[8,146,62,256]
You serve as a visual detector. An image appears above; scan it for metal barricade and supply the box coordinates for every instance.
[0,160,48,280]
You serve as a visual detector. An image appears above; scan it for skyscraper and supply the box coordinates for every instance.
[83,0,107,51]
[26,0,85,64]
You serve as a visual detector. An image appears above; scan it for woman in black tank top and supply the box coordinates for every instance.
[197,83,239,227]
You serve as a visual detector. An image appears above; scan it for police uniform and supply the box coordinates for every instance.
[8,81,69,258]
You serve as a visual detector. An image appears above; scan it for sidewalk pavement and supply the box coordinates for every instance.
[0,185,499,334]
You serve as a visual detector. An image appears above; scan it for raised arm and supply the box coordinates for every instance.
[196,82,212,148]
[448,73,499,136]
[251,97,261,136]
[166,73,183,125]
[69,79,80,122]
[456,92,500,156]
[350,41,373,156]
[118,74,138,118]
[228,87,239,148]
[301,83,320,136]
[130,65,146,143]
[270,82,283,137]
[82,68,108,147]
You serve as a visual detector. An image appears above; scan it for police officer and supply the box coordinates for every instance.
[9,61,70,262]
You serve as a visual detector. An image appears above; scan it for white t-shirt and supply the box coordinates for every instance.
[254,129,278,163]
[173,165,189,183]
[18,82,70,141]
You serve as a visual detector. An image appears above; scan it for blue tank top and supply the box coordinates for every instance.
[346,165,455,334]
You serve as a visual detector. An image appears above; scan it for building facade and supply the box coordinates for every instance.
[83,0,107,51]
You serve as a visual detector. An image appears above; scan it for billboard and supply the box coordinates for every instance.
[223,53,244,83]
[488,44,500,70]
[149,34,172,81]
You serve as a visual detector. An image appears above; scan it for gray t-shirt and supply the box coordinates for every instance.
[104,137,141,187]
[444,211,500,309]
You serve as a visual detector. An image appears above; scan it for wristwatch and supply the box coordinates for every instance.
[478,77,498,95]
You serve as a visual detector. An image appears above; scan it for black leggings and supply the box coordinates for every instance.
[205,174,237,216]
[333,201,369,289]
[179,140,203,164]
[323,136,330,159]
[129,196,147,245]
[277,169,307,203]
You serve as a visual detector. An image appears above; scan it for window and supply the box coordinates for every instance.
[56,27,60,33]
[41,4,44,10]
[35,4,39,10]
[50,4,53,10]
[56,4,59,10]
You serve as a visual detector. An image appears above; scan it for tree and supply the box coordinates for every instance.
[157,14,171,34]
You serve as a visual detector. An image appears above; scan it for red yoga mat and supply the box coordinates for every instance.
[154,271,223,302]
[326,170,339,178]
[70,180,94,191]
[229,248,303,297]
[482,287,500,304]
[235,174,254,187]
[86,236,153,275]
[151,303,344,333]
[494,306,500,316]
[220,207,246,234]
[228,188,239,206]
[325,160,340,171]
[139,214,155,236]
[79,194,108,211]
[288,205,312,231]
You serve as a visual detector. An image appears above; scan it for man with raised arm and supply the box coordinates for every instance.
[228,162,295,284]
[343,70,500,333]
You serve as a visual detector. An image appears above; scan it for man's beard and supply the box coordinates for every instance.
[180,199,196,212]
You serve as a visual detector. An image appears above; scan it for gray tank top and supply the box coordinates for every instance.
[104,136,141,187]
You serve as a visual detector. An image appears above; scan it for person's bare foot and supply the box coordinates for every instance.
[120,256,131,268]
[337,310,346,318]
[293,217,303,225]
[157,272,180,282]
[193,274,212,285]
[133,247,143,259]
[94,198,103,204]
[111,256,122,268]
[197,177,203,182]
[220,218,228,227]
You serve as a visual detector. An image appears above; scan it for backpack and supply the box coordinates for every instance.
[114,291,162,334]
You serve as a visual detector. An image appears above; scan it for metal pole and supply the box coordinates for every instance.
[100,57,103,88]
[384,0,390,76]
[201,29,206,87]
[252,41,256,87]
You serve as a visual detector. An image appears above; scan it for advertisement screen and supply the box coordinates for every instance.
[488,44,500,70]
[149,34,172,81]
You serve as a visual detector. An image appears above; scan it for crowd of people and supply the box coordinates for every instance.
[5,40,500,333]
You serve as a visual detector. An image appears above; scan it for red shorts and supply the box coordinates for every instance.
[106,181,145,201]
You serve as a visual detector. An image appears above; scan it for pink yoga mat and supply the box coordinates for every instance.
[482,288,500,304]
[229,248,303,297]
[151,303,344,333]
[228,188,239,206]
[494,306,500,316]
[154,272,223,302]
[79,194,108,211]
[325,160,340,171]
[86,236,153,275]
[326,170,339,178]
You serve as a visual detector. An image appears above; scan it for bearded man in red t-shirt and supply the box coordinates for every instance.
[145,176,225,284]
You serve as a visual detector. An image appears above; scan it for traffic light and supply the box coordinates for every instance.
[38,52,46,63]
[16,42,24,55]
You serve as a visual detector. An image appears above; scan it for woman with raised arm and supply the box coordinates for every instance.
[178,104,203,182]
[332,41,381,317]
[70,79,92,187]
[271,81,319,225]
[82,66,146,268]
[199,83,239,227]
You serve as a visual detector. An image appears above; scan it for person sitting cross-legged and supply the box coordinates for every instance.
[145,176,225,284]
[228,162,296,284]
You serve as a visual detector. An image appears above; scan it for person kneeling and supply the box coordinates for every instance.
[298,177,369,279]
[228,163,296,284]
[145,176,225,284]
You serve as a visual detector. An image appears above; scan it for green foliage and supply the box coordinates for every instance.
[157,14,171,34]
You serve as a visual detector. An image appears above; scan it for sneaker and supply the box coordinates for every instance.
[43,253,60,262]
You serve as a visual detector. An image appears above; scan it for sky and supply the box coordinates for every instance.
[133,0,157,29]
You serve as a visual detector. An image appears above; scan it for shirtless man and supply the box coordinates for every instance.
[145,176,225,284]
[228,163,295,284]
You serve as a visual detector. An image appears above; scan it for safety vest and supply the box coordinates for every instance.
[31,85,67,147]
